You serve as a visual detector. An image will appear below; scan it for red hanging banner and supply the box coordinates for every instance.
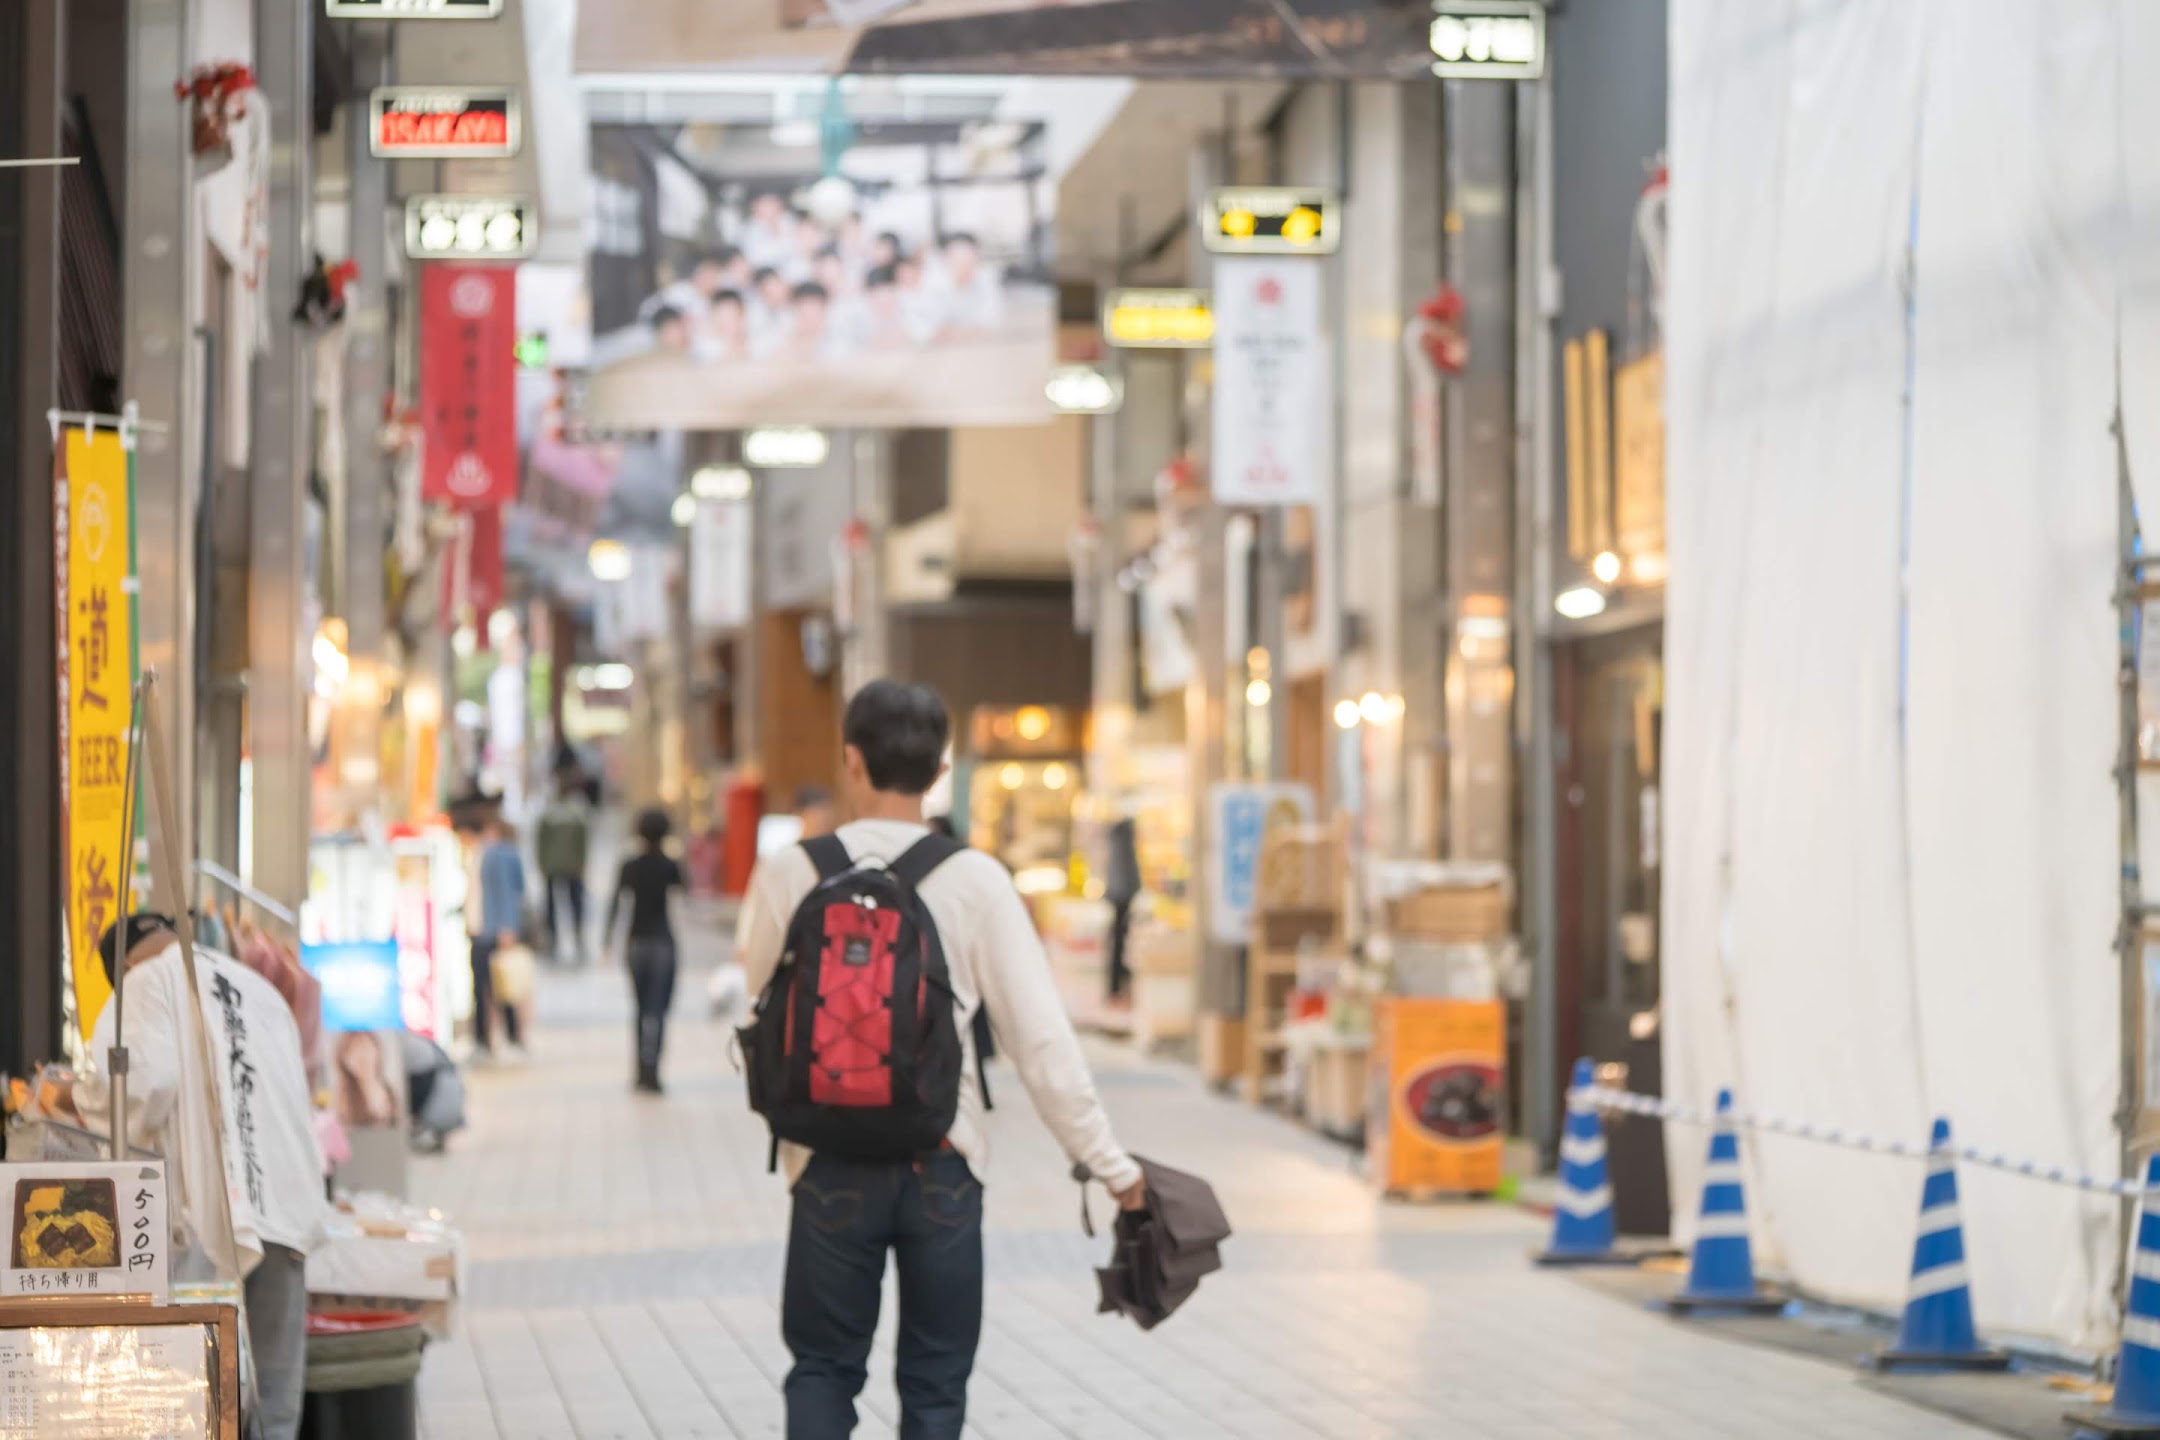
[420,264,517,508]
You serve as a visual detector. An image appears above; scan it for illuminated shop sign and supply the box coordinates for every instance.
[1429,1,1545,80]
[404,195,534,260]
[1200,188,1340,256]
[1103,288,1214,349]
[370,88,520,159]
[327,0,503,18]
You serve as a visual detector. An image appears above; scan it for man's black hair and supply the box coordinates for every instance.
[711,287,747,310]
[636,807,672,847]
[864,265,898,290]
[815,244,842,263]
[876,230,904,254]
[752,266,781,286]
[791,281,830,305]
[98,912,176,989]
[708,244,742,267]
[843,680,949,796]
[650,304,686,330]
[941,231,979,250]
[793,786,832,813]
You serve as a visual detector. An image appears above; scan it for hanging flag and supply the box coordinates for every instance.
[55,425,140,1038]
[419,264,518,508]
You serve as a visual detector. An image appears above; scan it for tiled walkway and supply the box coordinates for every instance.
[410,951,1993,1439]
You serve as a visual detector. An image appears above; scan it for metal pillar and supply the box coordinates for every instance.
[247,0,317,912]
[843,429,891,698]
[1187,142,1235,1016]
[1,0,67,1074]
[125,0,197,889]
[1519,69,1562,1161]
[1440,79,1516,864]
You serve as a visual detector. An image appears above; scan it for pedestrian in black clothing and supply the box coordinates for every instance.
[609,807,686,1094]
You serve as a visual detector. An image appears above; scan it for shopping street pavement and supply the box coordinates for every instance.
[409,931,1998,1440]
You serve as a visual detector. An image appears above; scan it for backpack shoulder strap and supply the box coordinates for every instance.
[888,832,963,890]
[803,834,852,881]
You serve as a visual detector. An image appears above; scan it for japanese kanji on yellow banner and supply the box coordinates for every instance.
[56,425,138,1038]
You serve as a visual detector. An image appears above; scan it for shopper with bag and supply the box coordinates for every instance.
[736,680,1146,1440]
[471,813,529,1060]
[608,806,688,1094]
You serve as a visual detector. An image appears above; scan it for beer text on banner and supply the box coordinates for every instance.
[55,427,139,1038]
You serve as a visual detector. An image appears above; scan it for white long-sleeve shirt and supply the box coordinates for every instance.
[736,819,1142,1194]
[74,940,327,1276]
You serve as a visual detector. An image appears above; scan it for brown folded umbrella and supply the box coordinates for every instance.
[1091,1155,1231,1330]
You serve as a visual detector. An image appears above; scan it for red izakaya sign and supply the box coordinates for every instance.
[420,265,517,508]
[369,87,519,159]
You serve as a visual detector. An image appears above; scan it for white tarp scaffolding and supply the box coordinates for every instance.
[1665,0,2160,1356]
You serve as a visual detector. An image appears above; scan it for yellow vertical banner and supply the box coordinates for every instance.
[57,426,138,1038]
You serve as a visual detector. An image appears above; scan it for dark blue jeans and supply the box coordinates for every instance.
[783,1151,984,1440]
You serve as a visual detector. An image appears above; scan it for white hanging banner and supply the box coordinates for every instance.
[1211,256,1325,506]
[689,499,752,633]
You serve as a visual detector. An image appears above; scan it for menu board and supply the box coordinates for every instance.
[0,1321,213,1438]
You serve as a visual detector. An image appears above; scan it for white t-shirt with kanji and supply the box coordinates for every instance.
[76,940,326,1276]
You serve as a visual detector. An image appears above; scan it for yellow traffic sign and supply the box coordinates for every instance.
[1200,188,1340,256]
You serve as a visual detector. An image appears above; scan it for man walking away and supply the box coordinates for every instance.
[536,770,594,966]
[472,813,527,1059]
[737,680,1145,1440]
[608,807,687,1093]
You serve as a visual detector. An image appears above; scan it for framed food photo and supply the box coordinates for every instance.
[0,1298,240,1438]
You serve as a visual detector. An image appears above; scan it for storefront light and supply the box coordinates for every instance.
[1245,679,1272,708]
[1591,550,1623,585]
[743,426,829,468]
[1015,706,1051,742]
[691,464,753,501]
[588,538,633,581]
[450,625,476,659]
[1359,691,1390,725]
[312,632,350,688]
[999,763,1026,791]
[1334,699,1362,730]
[1042,763,1069,792]
[575,663,634,692]
[1555,585,1608,620]
[671,492,698,528]
[1630,551,1669,585]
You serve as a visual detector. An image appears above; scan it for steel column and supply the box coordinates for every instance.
[247,0,317,911]
[125,0,197,887]
[1440,78,1516,865]
[2,0,66,1073]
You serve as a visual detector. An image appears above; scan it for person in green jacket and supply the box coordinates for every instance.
[535,768,593,967]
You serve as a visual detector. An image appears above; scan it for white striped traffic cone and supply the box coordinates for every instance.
[1666,1088,1784,1314]
[1535,1057,1636,1266]
[1870,1118,2006,1371]
[2069,1155,2160,1435]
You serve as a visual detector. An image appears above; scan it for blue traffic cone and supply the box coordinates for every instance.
[1536,1057,1634,1266]
[1869,1119,2007,1371]
[1666,1088,1784,1314]
[2068,1155,2160,1436]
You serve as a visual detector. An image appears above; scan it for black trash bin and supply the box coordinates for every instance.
[297,1310,425,1440]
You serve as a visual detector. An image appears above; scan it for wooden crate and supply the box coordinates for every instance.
[1197,1014,1247,1087]
[1386,882,1509,943]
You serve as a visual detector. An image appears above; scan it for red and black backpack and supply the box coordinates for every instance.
[740,832,991,1166]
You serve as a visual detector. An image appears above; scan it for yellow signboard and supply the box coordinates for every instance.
[1200,187,1341,256]
[1612,347,1666,563]
[57,426,138,1037]
[1102,288,1215,349]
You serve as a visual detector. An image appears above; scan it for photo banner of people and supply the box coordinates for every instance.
[585,117,1055,430]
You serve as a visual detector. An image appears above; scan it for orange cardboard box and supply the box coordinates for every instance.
[1368,997,1505,1194]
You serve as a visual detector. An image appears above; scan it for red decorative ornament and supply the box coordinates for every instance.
[175,62,257,167]
[1410,283,1469,376]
